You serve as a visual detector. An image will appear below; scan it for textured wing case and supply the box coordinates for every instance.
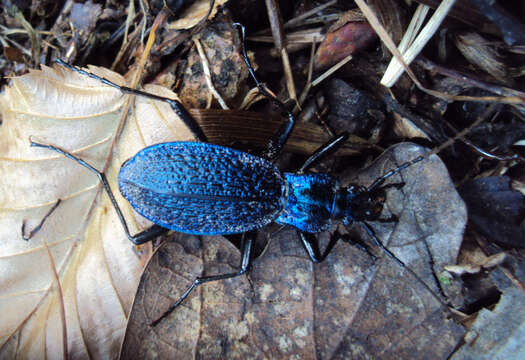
[118,142,286,234]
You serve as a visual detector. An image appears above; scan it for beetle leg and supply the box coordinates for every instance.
[29,139,168,245]
[150,231,255,326]
[298,132,349,173]
[297,231,340,263]
[336,230,377,262]
[54,59,207,142]
[234,23,296,161]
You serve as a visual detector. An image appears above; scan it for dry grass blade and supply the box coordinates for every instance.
[355,0,524,105]
[380,0,456,87]
[380,4,429,84]
[193,38,230,109]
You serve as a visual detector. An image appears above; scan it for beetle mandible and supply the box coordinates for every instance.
[29,24,447,325]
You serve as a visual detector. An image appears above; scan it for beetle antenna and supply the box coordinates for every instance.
[368,155,424,192]
[369,103,509,192]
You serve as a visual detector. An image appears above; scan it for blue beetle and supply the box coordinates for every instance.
[118,141,408,236]
[30,134,426,326]
[29,24,440,326]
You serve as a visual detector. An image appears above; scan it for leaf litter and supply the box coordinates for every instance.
[1,0,524,359]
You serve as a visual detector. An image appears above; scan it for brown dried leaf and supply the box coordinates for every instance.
[189,109,370,156]
[314,21,377,71]
[0,65,193,359]
[122,144,467,359]
[168,0,229,30]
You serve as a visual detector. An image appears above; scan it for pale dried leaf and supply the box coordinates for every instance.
[0,65,192,359]
[445,253,507,275]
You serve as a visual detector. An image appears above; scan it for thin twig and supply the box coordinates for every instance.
[104,9,170,239]
[13,9,40,63]
[193,37,229,109]
[417,58,525,112]
[443,121,518,161]
[311,55,353,87]
[427,103,501,158]
[295,39,317,112]
[265,0,298,104]
[283,0,337,29]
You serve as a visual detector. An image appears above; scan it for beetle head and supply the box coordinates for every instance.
[339,184,387,224]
